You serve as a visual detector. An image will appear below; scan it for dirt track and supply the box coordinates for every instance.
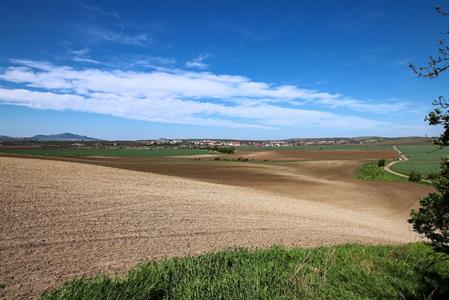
[0,156,433,298]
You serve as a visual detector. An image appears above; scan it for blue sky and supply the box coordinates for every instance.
[0,0,448,140]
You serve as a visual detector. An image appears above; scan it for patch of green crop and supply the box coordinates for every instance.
[391,160,441,176]
[392,144,449,176]
[355,161,407,182]
[41,243,448,300]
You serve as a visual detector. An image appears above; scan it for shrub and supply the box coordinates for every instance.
[377,159,386,167]
[409,170,422,182]
[427,173,439,180]
[209,146,235,154]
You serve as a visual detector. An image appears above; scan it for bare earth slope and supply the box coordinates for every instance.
[0,157,432,298]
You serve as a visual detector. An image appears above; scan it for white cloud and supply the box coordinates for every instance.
[310,96,407,113]
[70,48,90,56]
[73,56,101,64]
[66,48,101,64]
[0,60,405,130]
[185,54,212,69]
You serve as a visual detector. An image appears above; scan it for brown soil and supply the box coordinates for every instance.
[231,149,398,161]
[0,154,433,299]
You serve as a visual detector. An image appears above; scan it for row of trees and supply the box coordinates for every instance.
[208,145,235,154]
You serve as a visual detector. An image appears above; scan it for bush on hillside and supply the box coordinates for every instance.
[427,173,440,180]
[209,145,235,154]
[377,159,386,167]
[408,170,422,182]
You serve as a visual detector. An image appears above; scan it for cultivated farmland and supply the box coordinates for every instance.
[392,144,449,176]
[0,147,212,157]
[0,144,435,298]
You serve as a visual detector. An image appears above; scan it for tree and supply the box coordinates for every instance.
[377,159,386,167]
[408,6,449,254]
[409,6,449,146]
[408,169,422,182]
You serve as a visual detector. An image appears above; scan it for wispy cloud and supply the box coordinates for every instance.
[0,60,406,130]
[70,48,90,56]
[72,1,120,19]
[128,55,176,67]
[65,48,100,64]
[56,42,100,64]
[185,54,212,69]
[331,9,384,37]
[72,56,101,64]
[75,24,151,46]
[59,42,175,68]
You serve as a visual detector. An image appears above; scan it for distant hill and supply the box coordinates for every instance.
[31,133,100,141]
[0,135,16,141]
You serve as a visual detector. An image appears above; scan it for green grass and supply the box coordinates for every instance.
[0,148,212,157]
[392,144,449,176]
[355,161,406,182]
[41,243,448,300]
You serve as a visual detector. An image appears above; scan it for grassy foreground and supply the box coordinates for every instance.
[355,161,406,182]
[42,243,448,300]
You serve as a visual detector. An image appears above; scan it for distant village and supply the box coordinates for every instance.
[0,134,432,149]
[74,136,431,149]
[138,137,370,147]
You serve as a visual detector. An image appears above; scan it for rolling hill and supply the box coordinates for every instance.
[31,133,100,141]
